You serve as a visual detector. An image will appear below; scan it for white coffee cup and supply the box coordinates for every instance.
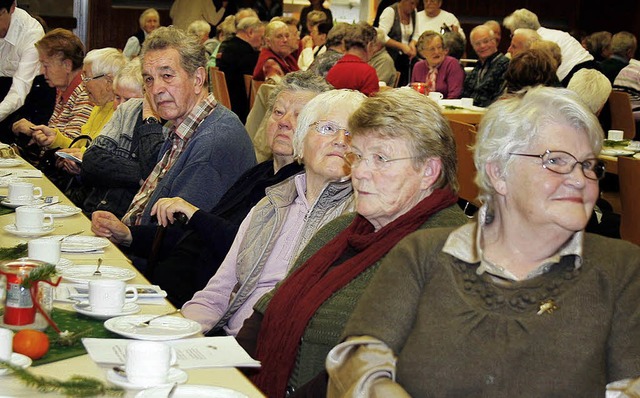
[28,238,61,264]
[88,279,138,314]
[126,341,177,387]
[608,129,624,141]
[15,206,54,231]
[0,327,13,361]
[461,97,474,107]
[8,181,42,203]
[428,91,444,102]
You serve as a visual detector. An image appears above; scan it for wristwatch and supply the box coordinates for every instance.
[143,116,160,124]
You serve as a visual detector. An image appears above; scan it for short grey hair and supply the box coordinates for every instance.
[567,69,612,114]
[512,28,541,48]
[266,70,333,115]
[610,31,637,58]
[113,58,143,95]
[293,89,366,159]
[326,22,350,48]
[265,20,288,40]
[503,8,541,33]
[236,16,262,32]
[349,88,458,192]
[474,86,604,206]
[188,20,211,38]
[141,26,206,76]
[84,47,127,78]
[416,30,443,53]
[138,8,159,30]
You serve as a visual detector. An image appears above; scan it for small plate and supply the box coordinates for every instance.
[4,224,54,238]
[44,204,82,218]
[600,148,635,157]
[61,265,136,284]
[0,158,22,168]
[1,198,44,208]
[624,145,640,152]
[135,384,250,398]
[73,302,140,320]
[104,315,201,341]
[107,367,188,390]
[56,236,110,253]
[55,257,74,271]
[0,353,32,376]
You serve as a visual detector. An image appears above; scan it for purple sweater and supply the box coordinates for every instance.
[411,55,464,99]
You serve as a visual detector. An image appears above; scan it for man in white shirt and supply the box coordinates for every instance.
[0,1,44,124]
[503,8,597,86]
[413,0,465,42]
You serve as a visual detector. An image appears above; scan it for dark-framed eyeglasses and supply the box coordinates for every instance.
[344,152,417,170]
[509,149,606,180]
[310,120,350,137]
[81,73,106,84]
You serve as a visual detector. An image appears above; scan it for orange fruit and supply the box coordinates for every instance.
[13,329,50,360]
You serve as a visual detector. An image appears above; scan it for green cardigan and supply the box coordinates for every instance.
[254,204,468,390]
[343,228,640,397]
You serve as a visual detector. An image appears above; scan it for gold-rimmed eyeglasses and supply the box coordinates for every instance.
[509,150,606,180]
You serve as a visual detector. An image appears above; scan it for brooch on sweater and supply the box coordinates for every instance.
[537,299,558,315]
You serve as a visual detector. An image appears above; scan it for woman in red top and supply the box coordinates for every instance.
[253,20,300,82]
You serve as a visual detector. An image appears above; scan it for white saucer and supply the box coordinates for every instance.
[107,367,188,390]
[0,158,22,168]
[73,302,140,320]
[4,224,55,238]
[0,313,48,331]
[1,198,44,208]
[135,384,250,398]
[600,148,635,157]
[44,204,82,218]
[0,353,32,376]
[0,176,25,188]
[55,257,74,271]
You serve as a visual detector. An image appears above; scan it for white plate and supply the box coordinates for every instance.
[624,145,640,152]
[104,315,201,341]
[1,198,44,208]
[4,224,54,238]
[136,385,249,398]
[107,367,188,390]
[61,265,136,284]
[44,204,82,218]
[73,302,140,320]
[56,236,110,253]
[0,353,32,376]
[600,148,635,156]
[0,176,25,188]
[55,257,74,271]
[0,158,22,168]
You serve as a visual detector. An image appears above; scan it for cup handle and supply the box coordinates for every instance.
[43,215,54,228]
[33,187,43,199]
[124,286,138,303]
[169,347,178,365]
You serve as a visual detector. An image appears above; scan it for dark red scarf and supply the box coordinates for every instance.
[252,188,458,397]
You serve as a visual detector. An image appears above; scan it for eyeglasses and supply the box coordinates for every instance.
[344,152,417,170]
[81,73,106,84]
[509,150,606,181]
[424,45,444,53]
[310,120,350,137]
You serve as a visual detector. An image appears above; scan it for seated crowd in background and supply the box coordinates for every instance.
[0,3,638,397]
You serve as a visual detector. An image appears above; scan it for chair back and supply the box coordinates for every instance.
[618,156,640,245]
[449,119,480,207]
[392,71,401,88]
[208,67,232,109]
[609,90,636,140]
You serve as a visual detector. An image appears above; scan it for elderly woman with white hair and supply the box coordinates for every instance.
[253,20,300,82]
[123,8,160,59]
[327,86,640,397]
[237,88,468,398]
[181,89,366,336]
[32,48,127,174]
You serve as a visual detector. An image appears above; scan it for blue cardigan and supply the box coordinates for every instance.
[138,103,257,225]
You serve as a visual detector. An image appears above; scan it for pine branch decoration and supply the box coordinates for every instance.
[0,243,27,261]
[20,263,58,288]
[0,360,124,397]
